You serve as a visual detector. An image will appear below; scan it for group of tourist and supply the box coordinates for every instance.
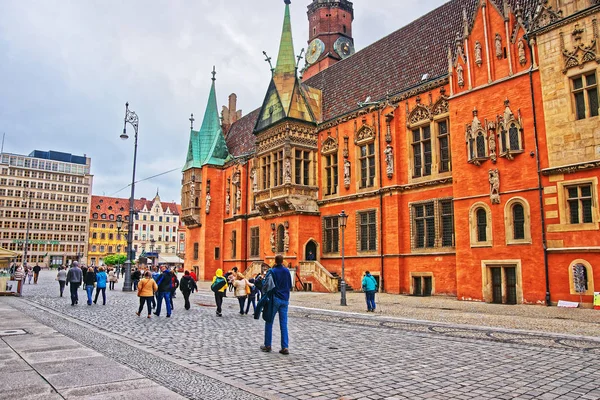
[221,266,264,316]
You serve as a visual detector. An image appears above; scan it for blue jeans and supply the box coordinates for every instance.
[264,296,289,349]
[86,285,94,305]
[155,291,172,316]
[365,291,376,311]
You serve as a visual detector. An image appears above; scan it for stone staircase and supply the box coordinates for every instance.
[330,272,355,292]
[298,261,339,293]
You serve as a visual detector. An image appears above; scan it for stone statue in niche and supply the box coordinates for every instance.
[236,189,241,211]
[488,169,500,204]
[495,33,503,59]
[384,144,394,178]
[344,160,351,187]
[189,184,195,208]
[284,229,290,251]
[518,40,527,66]
[474,41,483,66]
[456,64,464,87]
[225,192,230,214]
[205,193,211,214]
[284,158,291,184]
[488,130,497,163]
[270,230,276,252]
[251,168,258,192]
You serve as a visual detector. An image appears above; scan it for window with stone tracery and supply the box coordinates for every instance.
[412,126,432,178]
[324,152,338,195]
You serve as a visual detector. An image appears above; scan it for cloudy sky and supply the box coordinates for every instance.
[0,0,447,204]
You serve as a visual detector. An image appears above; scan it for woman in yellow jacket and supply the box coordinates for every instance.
[137,271,158,318]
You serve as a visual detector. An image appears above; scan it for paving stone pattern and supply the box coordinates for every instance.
[13,272,600,399]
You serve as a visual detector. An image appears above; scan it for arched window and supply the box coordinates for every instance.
[476,208,487,242]
[504,197,532,244]
[512,204,525,240]
[568,260,594,295]
[509,123,520,151]
[470,202,492,247]
[277,225,285,253]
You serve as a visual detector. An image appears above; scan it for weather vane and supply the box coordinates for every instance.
[263,51,274,74]
[296,48,305,69]
[211,66,216,82]
[189,113,195,130]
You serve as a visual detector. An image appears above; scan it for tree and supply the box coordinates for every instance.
[104,254,127,266]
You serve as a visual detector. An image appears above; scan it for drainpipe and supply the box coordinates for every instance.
[525,34,551,306]
[377,108,385,292]
[243,158,249,271]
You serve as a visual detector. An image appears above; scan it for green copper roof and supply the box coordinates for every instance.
[254,2,320,133]
[274,2,296,76]
[183,74,230,171]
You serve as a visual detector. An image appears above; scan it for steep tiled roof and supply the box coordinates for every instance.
[134,198,180,215]
[90,196,129,220]
[225,108,260,157]
[224,0,539,154]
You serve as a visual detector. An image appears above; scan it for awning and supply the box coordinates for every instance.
[158,254,184,264]
[0,247,18,259]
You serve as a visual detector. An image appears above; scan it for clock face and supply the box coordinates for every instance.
[306,38,325,65]
[334,37,355,59]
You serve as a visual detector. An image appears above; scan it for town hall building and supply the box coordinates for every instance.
[181,0,600,306]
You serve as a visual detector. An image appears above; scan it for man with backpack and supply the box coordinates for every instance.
[179,270,197,310]
[211,269,228,317]
[154,266,173,317]
[361,270,378,312]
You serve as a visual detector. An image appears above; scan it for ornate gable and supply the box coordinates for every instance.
[321,134,338,155]
[561,21,599,73]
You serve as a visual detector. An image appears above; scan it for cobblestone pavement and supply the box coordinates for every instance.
[11,272,600,400]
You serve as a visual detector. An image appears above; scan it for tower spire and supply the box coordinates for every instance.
[275,0,296,75]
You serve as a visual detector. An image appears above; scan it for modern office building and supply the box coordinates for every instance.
[0,150,93,266]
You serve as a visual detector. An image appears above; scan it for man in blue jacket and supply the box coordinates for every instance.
[260,254,292,355]
[154,266,172,317]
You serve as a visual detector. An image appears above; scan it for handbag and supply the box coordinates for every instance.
[245,281,252,295]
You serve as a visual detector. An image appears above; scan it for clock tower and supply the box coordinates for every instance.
[302,0,354,80]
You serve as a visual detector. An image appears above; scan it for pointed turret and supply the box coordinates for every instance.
[254,0,321,133]
[183,68,230,171]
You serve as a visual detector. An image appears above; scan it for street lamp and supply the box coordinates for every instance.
[22,191,33,267]
[338,210,348,306]
[120,102,139,292]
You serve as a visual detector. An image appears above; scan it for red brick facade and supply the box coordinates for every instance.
[183,0,600,306]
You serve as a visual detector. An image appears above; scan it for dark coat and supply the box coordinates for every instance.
[179,276,197,294]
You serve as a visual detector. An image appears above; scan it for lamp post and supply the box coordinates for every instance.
[22,191,33,266]
[149,237,156,268]
[120,102,139,292]
[116,215,124,275]
[338,210,348,306]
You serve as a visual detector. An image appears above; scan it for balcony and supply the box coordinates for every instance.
[255,184,319,217]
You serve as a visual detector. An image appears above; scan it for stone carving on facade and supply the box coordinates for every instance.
[529,0,563,32]
[486,120,497,163]
[384,113,394,143]
[354,123,376,144]
[455,32,466,63]
[456,64,465,87]
[344,160,351,188]
[408,104,431,126]
[189,183,195,208]
[225,191,230,214]
[205,193,211,214]
[270,229,276,252]
[343,136,349,158]
[284,157,292,184]
[251,167,258,192]
[518,40,527,66]
[474,41,483,66]
[497,99,523,160]
[432,97,449,116]
[466,108,486,166]
[495,33,503,59]
[321,134,338,154]
[236,188,241,211]
[284,228,290,252]
[384,144,394,179]
[488,169,500,204]
[560,21,598,74]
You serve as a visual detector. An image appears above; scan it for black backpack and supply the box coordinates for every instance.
[211,277,226,292]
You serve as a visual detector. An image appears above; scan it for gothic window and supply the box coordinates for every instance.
[476,131,487,158]
[476,208,487,242]
[358,210,377,252]
[323,216,339,253]
[413,202,435,248]
[412,126,432,178]
[440,199,454,247]
[572,73,598,120]
[277,225,285,253]
[231,230,237,258]
[438,120,451,173]
[262,155,271,190]
[324,153,338,196]
[359,143,376,188]
[274,150,284,187]
[512,204,525,240]
[295,150,311,185]
[469,202,493,247]
[250,227,260,258]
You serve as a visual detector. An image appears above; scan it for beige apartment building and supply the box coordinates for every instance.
[0,150,93,267]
